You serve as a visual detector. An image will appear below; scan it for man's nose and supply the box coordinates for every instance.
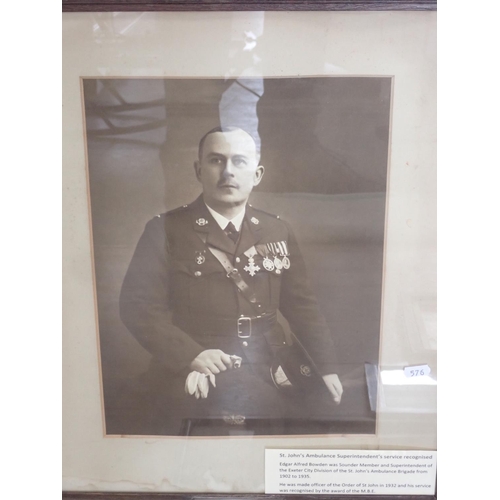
[221,159,235,177]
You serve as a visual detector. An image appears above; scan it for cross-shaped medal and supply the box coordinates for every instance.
[244,257,260,277]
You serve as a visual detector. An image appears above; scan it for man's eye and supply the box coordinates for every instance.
[233,158,247,166]
[209,157,223,164]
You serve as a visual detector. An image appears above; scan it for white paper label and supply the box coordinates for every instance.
[404,364,431,378]
[265,449,436,495]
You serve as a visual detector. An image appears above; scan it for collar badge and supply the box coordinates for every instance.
[300,364,312,377]
[196,218,208,226]
[195,251,205,265]
[250,217,259,225]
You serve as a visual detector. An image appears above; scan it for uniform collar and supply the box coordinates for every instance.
[191,196,263,256]
[205,203,246,232]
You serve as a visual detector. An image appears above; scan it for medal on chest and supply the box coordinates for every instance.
[243,247,260,277]
[274,256,283,270]
[244,256,260,277]
[277,241,291,269]
[262,256,275,271]
[265,241,291,273]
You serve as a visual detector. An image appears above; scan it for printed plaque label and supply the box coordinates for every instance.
[265,449,436,495]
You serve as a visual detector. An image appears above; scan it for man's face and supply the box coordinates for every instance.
[195,130,264,210]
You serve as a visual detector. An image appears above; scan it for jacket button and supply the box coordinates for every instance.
[194,271,202,277]
[242,341,248,347]
[235,257,241,263]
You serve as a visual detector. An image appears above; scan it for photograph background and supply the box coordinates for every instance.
[83,76,391,431]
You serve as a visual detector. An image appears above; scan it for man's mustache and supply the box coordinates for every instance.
[217,180,239,188]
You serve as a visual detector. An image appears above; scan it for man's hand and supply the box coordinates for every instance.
[190,349,233,375]
[186,351,242,399]
[322,373,343,404]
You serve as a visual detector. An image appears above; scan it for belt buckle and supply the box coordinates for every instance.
[237,316,252,338]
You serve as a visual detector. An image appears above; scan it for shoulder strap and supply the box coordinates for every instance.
[207,246,264,314]
[196,231,265,314]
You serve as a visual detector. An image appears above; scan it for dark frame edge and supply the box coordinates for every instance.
[63,3,436,499]
[62,1,437,13]
[63,494,437,500]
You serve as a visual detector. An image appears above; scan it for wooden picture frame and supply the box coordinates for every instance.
[62,0,437,12]
[63,1,437,499]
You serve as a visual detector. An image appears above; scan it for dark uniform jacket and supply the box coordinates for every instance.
[119,195,339,430]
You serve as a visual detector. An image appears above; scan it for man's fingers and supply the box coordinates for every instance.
[220,352,233,367]
[330,375,343,398]
[190,350,234,373]
[333,380,343,397]
[207,363,220,375]
[322,374,343,404]
[213,359,228,372]
[327,383,341,402]
[229,355,243,368]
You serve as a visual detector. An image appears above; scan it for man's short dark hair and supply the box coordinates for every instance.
[198,126,261,160]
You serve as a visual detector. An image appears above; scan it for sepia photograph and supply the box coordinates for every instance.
[82,76,392,437]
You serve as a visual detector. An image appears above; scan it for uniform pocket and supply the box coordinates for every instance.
[169,256,226,313]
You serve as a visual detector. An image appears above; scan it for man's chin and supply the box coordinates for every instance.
[209,194,247,207]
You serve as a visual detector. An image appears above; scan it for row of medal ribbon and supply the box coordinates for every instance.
[243,241,291,276]
[261,241,290,272]
[194,241,290,277]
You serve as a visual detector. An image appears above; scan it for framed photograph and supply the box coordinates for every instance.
[63,2,436,497]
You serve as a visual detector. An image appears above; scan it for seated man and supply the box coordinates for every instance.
[117,126,343,435]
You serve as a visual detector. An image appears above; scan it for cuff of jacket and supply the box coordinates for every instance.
[151,341,206,375]
[316,362,340,377]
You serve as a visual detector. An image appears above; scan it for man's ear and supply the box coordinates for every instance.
[194,161,202,182]
[253,165,265,186]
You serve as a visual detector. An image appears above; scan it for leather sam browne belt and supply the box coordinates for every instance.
[177,311,277,338]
